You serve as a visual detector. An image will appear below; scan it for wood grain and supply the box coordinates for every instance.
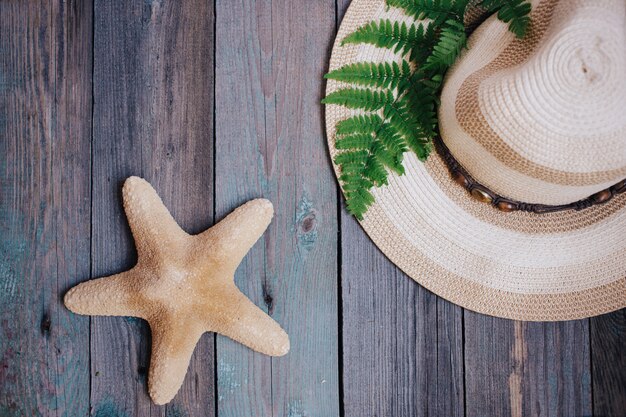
[465,315,592,417]
[464,313,515,416]
[91,1,215,415]
[522,320,592,416]
[340,214,464,417]
[591,310,626,417]
[214,0,339,415]
[0,1,92,415]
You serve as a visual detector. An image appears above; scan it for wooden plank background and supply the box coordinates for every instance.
[0,1,624,416]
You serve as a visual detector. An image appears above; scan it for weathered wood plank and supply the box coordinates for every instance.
[340,213,465,417]
[464,313,514,416]
[0,1,92,415]
[214,0,339,415]
[591,310,626,417]
[523,321,592,416]
[91,1,215,415]
[464,315,592,417]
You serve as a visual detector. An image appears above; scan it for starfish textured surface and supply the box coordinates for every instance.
[64,176,290,405]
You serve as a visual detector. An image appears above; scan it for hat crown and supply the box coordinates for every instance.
[440,0,626,205]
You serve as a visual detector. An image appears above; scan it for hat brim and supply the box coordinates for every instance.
[325,0,626,321]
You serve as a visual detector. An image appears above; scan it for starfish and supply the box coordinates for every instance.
[64,176,289,404]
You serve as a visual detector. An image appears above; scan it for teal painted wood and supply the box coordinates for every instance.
[214,0,339,415]
[464,315,592,417]
[91,1,215,415]
[0,1,92,415]
[591,310,626,417]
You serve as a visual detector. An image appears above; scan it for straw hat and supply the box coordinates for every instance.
[325,0,626,320]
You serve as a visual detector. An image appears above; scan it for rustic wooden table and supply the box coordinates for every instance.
[1,1,625,416]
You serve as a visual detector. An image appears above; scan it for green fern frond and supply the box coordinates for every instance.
[386,102,424,141]
[378,123,408,158]
[371,140,404,175]
[409,23,437,64]
[423,19,467,73]
[345,188,375,220]
[335,114,384,136]
[403,74,442,136]
[387,0,470,26]
[419,72,443,90]
[322,88,394,111]
[334,149,370,166]
[342,20,432,58]
[341,176,373,192]
[335,134,375,150]
[325,61,412,90]
[364,155,389,186]
[339,160,375,219]
[480,0,531,38]
[414,141,432,160]
[339,163,367,179]
[386,105,432,160]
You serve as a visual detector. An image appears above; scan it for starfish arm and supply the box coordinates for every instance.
[208,289,290,357]
[147,317,205,405]
[64,270,144,318]
[122,176,188,259]
[198,199,273,272]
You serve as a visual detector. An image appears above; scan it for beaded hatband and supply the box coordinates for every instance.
[436,137,626,213]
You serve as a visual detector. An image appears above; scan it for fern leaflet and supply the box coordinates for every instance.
[325,61,412,89]
[335,134,375,150]
[342,20,434,57]
[335,114,384,136]
[322,88,394,111]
